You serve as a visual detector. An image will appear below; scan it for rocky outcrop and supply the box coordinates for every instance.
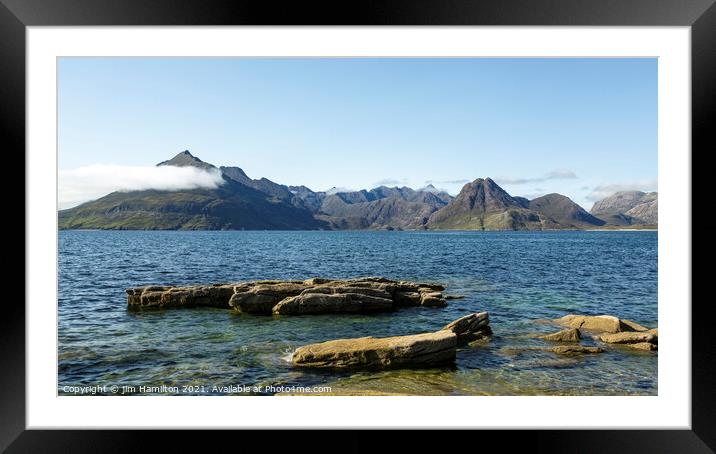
[126,277,448,313]
[272,292,394,315]
[539,328,581,342]
[627,342,658,351]
[553,314,657,352]
[593,329,658,351]
[291,330,457,369]
[229,282,308,313]
[291,311,491,369]
[126,284,236,309]
[555,314,649,334]
[441,312,492,345]
[593,331,656,344]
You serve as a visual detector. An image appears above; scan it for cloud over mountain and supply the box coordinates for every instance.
[58,164,225,209]
[373,178,407,186]
[495,169,578,185]
[586,179,658,202]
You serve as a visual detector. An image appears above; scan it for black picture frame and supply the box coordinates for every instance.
[3,0,711,451]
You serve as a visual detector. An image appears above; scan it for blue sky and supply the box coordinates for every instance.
[58,57,657,209]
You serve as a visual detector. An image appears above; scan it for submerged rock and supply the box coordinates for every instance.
[126,277,448,314]
[539,328,581,342]
[510,357,581,369]
[291,311,491,369]
[291,330,457,369]
[549,346,604,355]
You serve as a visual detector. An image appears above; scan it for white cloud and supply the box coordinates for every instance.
[496,169,578,185]
[323,187,356,195]
[373,178,406,186]
[425,179,470,185]
[585,179,658,202]
[419,184,450,194]
[59,164,225,209]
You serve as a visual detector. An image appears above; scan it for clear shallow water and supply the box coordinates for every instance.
[58,230,657,396]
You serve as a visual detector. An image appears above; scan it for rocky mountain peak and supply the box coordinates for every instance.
[590,190,657,226]
[460,177,519,212]
[528,193,604,227]
[157,150,215,170]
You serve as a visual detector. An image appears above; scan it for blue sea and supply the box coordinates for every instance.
[58,230,658,396]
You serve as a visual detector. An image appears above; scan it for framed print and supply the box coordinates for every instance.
[4,0,713,451]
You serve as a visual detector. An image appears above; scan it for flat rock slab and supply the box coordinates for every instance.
[126,277,447,313]
[626,342,658,351]
[593,329,658,351]
[593,331,657,345]
[539,328,581,342]
[291,330,457,369]
[555,314,651,334]
[273,292,393,315]
[291,311,491,370]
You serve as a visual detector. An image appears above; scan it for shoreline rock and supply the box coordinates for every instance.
[555,314,650,334]
[441,312,492,345]
[539,328,581,342]
[126,277,448,313]
[291,311,491,370]
[291,330,457,369]
[593,329,658,351]
[593,331,657,345]
[626,342,658,351]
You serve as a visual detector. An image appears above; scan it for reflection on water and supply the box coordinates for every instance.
[58,230,657,395]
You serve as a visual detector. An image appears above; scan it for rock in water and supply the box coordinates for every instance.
[628,342,658,351]
[554,315,621,333]
[291,331,457,369]
[620,319,650,332]
[290,311,491,369]
[593,329,658,351]
[125,285,236,309]
[593,332,657,345]
[126,277,449,314]
[555,314,649,334]
[229,282,308,314]
[273,293,394,315]
[539,328,581,342]
[441,312,492,345]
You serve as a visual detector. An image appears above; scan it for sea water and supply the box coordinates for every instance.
[58,230,657,395]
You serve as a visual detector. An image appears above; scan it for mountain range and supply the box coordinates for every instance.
[58,151,657,231]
